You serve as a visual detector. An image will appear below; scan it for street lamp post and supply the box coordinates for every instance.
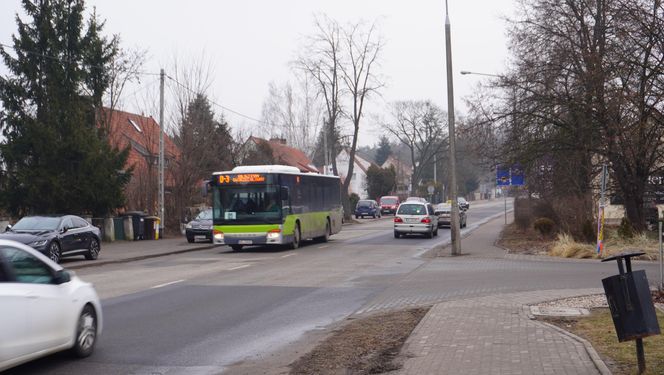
[445,0,461,256]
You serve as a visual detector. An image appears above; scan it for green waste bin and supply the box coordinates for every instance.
[114,217,125,241]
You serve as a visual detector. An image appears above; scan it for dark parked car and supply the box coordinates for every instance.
[0,215,101,263]
[354,200,381,219]
[185,209,213,243]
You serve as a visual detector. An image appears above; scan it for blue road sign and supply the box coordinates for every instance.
[510,164,525,186]
[496,165,510,186]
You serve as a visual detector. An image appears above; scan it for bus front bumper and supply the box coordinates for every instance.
[214,232,291,246]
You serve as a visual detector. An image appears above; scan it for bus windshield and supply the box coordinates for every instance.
[213,185,282,224]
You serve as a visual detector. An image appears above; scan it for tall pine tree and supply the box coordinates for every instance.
[374,135,392,166]
[0,0,130,216]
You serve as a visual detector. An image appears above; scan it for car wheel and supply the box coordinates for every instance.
[289,223,301,249]
[71,304,98,358]
[85,238,100,260]
[372,214,376,219]
[187,236,194,243]
[434,227,439,236]
[48,241,61,263]
[425,228,433,239]
[230,245,243,252]
[394,231,401,238]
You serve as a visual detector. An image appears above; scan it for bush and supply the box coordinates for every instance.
[532,201,557,222]
[533,217,556,237]
[617,217,634,239]
[581,219,596,243]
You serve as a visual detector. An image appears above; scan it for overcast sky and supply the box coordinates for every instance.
[0,0,515,146]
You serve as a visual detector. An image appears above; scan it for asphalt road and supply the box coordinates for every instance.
[9,199,660,375]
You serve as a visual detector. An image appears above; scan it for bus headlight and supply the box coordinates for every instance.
[267,229,281,240]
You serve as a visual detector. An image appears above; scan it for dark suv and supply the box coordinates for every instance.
[354,200,381,219]
[185,209,213,243]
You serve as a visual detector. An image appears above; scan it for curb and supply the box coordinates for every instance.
[67,243,216,270]
[538,320,612,375]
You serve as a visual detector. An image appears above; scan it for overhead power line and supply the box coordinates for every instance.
[164,74,266,125]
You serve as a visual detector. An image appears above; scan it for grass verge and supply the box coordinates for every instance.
[542,307,664,375]
[289,307,429,375]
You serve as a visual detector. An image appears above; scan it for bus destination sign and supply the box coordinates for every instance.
[218,174,266,184]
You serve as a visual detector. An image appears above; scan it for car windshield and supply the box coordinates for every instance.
[381,198,398,205]
[397,204,427,215]
[12,216,61,231]
[196,209,212,220]
[357,200,372,207]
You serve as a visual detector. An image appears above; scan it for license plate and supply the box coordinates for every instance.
[194,235,206,240]
[238,240,253,245]
[406,218,420,223]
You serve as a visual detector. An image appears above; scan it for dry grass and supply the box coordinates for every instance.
[549,233,598,259]
[289,307,429,375]
[545,308,664,375]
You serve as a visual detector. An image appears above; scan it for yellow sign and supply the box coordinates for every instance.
[219,174,266,184]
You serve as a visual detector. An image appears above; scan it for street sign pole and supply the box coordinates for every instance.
[504,187,507,224]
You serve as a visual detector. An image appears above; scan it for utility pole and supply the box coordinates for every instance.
[158,69,165,235]
[445,0,461,255]
[433,153,437,203]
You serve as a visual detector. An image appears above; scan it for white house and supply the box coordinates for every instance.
[335,149,375,199]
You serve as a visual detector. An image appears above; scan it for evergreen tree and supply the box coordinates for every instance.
[374,135,392,166]
[0,0,130,216]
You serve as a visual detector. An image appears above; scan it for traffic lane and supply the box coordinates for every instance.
[7,273,382,374]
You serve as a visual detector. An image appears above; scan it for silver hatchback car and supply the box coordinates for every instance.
[393,202,439,238]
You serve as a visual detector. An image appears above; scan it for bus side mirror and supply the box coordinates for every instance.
[201,180,210,197]
[281,187,289,201]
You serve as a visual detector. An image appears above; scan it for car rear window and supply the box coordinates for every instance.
[381,198,398,205]
[397,204,426,215]
[357,200,372,207]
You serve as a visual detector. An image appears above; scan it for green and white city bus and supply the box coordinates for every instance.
[209,165,342,251]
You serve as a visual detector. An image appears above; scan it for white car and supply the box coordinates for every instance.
[0,239,102,372]
[393,201,439,238]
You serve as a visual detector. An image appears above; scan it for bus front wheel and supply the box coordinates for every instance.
[289,224,301,249]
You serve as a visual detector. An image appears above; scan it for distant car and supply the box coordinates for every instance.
[0,239,102,372]
[0,215,102,263]
[393,201,438,238]
[405,197,427,203]
[379,196,400,215]
[185,209,213,243]
[355,200,381,219]
[458,197,470,211]
[434,203,467,228]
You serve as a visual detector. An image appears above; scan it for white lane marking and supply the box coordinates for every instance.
[318,245,330,249]
[229,264,250,271]
[151,279,185,289]
[281,253,296,258]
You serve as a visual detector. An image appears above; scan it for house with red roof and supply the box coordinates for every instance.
[244,136,318,173]
[101,108,180,214]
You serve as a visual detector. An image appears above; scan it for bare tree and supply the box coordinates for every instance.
[338,20,383,216]
[382,101,447,190]
[259,78,322,155]
[486,0,664,232]
[294,14,344,175]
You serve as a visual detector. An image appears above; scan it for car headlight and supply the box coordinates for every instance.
[30,239,48,247]
[185,223,192,229]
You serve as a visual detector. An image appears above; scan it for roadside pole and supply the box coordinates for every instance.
[158,69,165,234]
[504,188,507,224]
[659,220,663,291]
[597,164,608,256]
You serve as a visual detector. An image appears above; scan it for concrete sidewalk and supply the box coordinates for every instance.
[61,236,215,269]
[396,216,609,375]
